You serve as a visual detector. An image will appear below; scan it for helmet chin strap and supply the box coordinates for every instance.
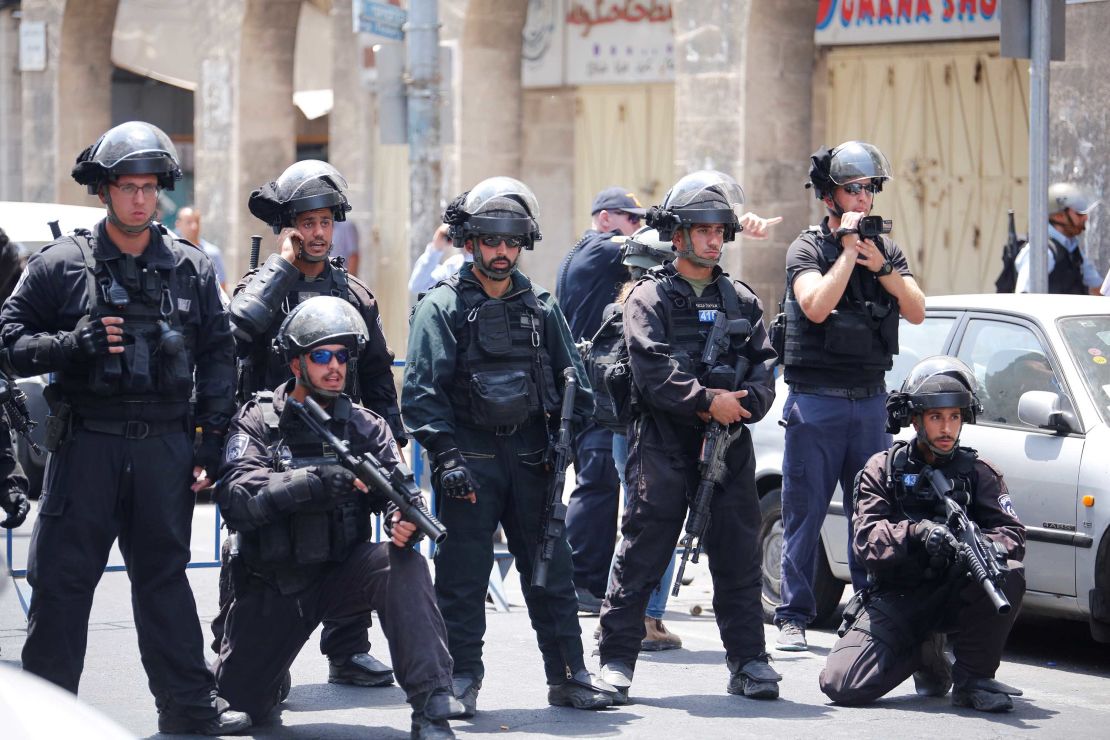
[104,190,154,235]
[674,227,720,268]
[296,357,341,400]
[824,194,846,220]
[297,243,333,263]
[915,420,960,464]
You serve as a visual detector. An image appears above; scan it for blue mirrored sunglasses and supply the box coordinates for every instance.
[308,348,350,365]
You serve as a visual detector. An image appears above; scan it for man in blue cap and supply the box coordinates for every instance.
[556,187,647,614]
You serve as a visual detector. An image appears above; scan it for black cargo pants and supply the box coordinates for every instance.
[213,541,453,721]
[21,425,220,717]
[599,414,766,670]
[820,563,1026,704]
[433,420,587,684]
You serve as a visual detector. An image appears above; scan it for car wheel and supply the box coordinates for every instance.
[759,486,846,628]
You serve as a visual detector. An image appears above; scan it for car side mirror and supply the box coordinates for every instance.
[1017,390,1079,434]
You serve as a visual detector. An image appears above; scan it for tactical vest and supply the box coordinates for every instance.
[782,228,899,374]
[57,228,195,420]
[1047,238,1086,295]
[627,268,758,426]
[249,260,360,398]
[441,275,559,430]
[239,392,372,595]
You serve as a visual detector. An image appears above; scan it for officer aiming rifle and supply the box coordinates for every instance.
[672,315,751,596]
[288,394,446,544]
[533,367,577,589]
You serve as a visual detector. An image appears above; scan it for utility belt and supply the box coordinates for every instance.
[789,383,886,400]
[42,394,190,451]
[77,416,187,439]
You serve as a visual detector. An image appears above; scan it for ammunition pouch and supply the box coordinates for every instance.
[823,309,874,356]
[43,400,73,453]
[470,369,533,428]
[703,364,738,391]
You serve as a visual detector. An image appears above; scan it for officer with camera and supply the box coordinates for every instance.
[774,141,926,653]
[220,160,400,688]
[403,177,616,715]
[213,296,462,738]
[598,171,780,703]
[820,356,1026,712]
[0,121,249,734]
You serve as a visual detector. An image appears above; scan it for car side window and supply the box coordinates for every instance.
[887,316,956,390]
[956,319,1062,429]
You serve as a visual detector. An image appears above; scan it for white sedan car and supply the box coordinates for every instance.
[754,293,1110,642]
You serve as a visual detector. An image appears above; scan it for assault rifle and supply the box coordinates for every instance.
[672,316,752,597]
[532,366,577,589]
[0,371,41,455]
[287,395,447,544]
[923,467,1011,614]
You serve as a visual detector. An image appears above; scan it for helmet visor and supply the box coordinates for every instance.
[902,355,979,397]
[463,176,540,219]
[663,170,745,210]
[273,160,349,203]
[829,142,893,185]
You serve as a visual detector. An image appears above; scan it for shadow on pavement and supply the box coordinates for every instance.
[635,693,834,720]
[455,707,637,736]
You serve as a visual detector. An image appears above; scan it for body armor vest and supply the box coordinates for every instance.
[443,275,559,429]
[783,229,899,374]
[240,392,372,595]
[58,230,195,420]
[1047,238,1086,295]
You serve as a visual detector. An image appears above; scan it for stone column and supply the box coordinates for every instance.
[671,0,816,310]
[0,8,22,201]
[194,0,299,282]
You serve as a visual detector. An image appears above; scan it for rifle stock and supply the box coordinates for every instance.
[287,396,447,544]
[532,367,577,589]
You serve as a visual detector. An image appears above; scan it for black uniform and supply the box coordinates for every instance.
[402,263,594,685]
[0,221,235,718]
[599,262,777,670]
[226,256,402,662]
[820,442,1026,704]
[557,228,627,600]
[212,382,453,721]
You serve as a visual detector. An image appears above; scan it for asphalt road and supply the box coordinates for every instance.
[2,502,1109,739]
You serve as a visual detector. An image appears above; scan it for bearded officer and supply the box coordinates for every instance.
[820,356,1026,712]
[220,160,399,687]
[403,177,616,715]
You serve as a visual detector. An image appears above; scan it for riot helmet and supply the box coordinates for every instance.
[1048,182,1100,216]
[248,160,352,236]
[276,296,369,399]
[886,355,982,461]
[807,141,892,201]
[443,176,541,280]
[72,121,182,194]
[615,226,672,278]
[646,170,745,267]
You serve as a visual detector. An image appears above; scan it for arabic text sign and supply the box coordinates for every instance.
[523,0,674,88]
[815,0,1000,45]
[353,0,407,42]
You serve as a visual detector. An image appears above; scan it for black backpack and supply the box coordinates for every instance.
[576,303,634,433]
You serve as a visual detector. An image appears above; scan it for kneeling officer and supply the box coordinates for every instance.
[213,296,463,738]
[820,356,1027,712]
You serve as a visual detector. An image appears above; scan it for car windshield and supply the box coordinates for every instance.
[1058,315,1110,425]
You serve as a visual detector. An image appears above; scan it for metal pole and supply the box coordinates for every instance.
[405,0,442,268]
[1028,0,1052,294]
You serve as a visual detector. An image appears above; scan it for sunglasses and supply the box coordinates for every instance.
[841,182,881,196]
[613,210,642,225]
[308,348,351,365]
[478,234,528,248]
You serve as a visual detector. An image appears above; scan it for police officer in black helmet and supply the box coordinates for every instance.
[0,121,249,734]
[402,177,617,715]
[213,296,463,738]
[820,356,1026,713]
[219,160,400,688]
[599,170,780,703]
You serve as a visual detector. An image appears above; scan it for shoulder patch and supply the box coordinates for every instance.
[224,433,251,463]
[997,492,1017,518]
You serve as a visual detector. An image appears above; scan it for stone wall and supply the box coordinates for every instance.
[0,9,21,201]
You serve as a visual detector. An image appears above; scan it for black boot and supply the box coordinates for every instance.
[726,654,781,700]
[913,632,952,697]
[547,669,615,710]
[410,689,461,739]
[328,652,395,687]
[451,675,481,718]
[157,698,252,736]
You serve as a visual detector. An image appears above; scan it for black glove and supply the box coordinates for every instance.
[61,315,115,360]
[194,431,225,481]
[314,464,357,502]
[915,520,959,569]
[0,487,29,529]
[433,448,478,504]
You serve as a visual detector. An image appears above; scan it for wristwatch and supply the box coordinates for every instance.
[876,260,894,277]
